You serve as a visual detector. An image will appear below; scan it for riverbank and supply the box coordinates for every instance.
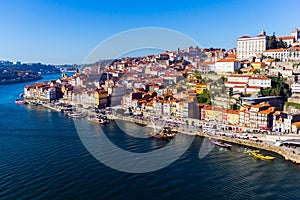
[197,132,300,164]
[108,114,300,164]
[28,102,300,164]
[0,76,43,85]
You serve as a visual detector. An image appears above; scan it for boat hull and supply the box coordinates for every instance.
[210,139,232,149]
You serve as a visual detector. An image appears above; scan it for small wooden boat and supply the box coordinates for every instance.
[15,99,27,105]
[210,139,232,149]
[150,126,177,140]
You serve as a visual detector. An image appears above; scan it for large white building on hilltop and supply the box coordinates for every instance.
[237,29,268,60]
[237,28,300,60]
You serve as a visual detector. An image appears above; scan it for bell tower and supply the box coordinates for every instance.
[292,27,299,41]
[260,28,266,36]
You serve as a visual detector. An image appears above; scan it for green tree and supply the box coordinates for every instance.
[197,89,211,105]
[278,38,287,48]
[267,33,277,49]
[260,77,291,101]
[193,73,202,81]
[229,87,233,97]
[230,104,238,110]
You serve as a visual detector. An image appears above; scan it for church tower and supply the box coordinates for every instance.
[260,28,266,36]
[292,27,300,41]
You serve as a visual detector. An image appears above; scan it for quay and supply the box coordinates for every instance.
[42,103,62,112]
[197,132,300,164]
[109,114,300,164]
[27,102,300,164]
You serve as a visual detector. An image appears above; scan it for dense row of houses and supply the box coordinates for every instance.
[23,73,110,109]
[201,103,300,134]
[24,78,70,102]
[121,87,199,119]
[22,44,300,134]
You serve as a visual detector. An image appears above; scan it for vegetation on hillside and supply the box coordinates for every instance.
[267,33,288,49]
[197,89,211,105]
[260,77,291,100]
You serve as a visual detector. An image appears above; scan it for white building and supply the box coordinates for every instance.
[214,58,241,73]
[248,77,271,88]
[277,36,295,47]
[237,29,268,60]
[263,47,300,61]
[237,28,300,61]
[291,83,300,94]
[227,74,250,83]
[232,85,261,94]
[277,27,300,47]
[225,74,250,88]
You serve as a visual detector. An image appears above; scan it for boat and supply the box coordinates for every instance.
[252,152,275,160]
[68,112,85,118]
[210,139,232,149]
[88,115,109,125]
[28,101,40,106]
[243,149,260,154]
[150,126,177,140]
[15,98,27,105]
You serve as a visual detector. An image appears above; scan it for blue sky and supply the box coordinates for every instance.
[0,0,299,64]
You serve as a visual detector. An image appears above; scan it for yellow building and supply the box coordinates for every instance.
[251,62,265,70]
[196,83,210,94]
[202,107,224,122]
[226,110,240,125]
[292,122,300,133]
[95,88,108,108]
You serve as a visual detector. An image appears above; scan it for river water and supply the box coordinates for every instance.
[0,74,300,200]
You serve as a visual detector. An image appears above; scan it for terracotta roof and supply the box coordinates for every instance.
[252,102,271,108]
[225,81,248,85]
[256,34,267,37]
[292,121,300,126]
[228,74,250,77]
[226,54,236,59]
[264,48,287,52]
[265,59,275,62]
[259,109,274,114]
[251,62,264,64]
[277,36,294,40]
[217,58,240,62]
[239,36,251,38]
[227,110,239,114]
[200,61,215,67]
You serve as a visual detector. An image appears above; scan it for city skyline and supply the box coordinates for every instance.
[0,0,299,64]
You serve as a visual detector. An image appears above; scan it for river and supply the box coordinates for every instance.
[0,74,300,199]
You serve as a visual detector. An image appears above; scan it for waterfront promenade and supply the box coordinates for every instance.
[108,112,300,164]
[38,102,300,164]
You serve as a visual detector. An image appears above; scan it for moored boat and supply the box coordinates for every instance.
[15,98,27,105]
[252,152,275,160]
[88,115,109,124]
[68,112,85,118]
[243,149,260,154]
[210,139,232,149]
[150,126,177,140]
